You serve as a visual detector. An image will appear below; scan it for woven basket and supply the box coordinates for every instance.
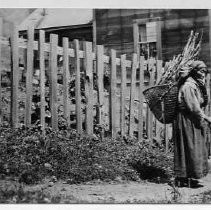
[143,84,179,124]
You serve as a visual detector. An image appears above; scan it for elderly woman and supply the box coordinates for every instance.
[173,60,211,187]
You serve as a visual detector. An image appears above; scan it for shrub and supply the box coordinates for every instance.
[127,139,174,182]
[0,125,173,185]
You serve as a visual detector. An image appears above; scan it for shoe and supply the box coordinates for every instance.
[188,179,204,188]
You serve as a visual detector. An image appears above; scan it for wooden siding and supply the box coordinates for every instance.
[95,9,210,66]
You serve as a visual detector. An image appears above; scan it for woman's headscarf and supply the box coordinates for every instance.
[190,60,208,76]
[178,60,209,107]
[179,60,208,79]
[189,60,208,107]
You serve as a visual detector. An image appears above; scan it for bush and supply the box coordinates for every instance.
[127,139,174,182]
[0,125,173,185]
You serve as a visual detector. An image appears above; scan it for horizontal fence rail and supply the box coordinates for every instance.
[0,36,132,67]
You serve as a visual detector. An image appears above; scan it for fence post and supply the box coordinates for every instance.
[155,60,163,144]
[84,41,94,135]
[25,25,34,127]
[49,34,58,130]
[129,53,137,137]
[39,30,45,134]
[74,39,82,134]
[10,23,19,128]
[147,58,156,140]
[96,45,104,135]
[0,18,2,123]
[110,49,117,138]
[120,54,126,136]
[138,56,145,140]
[63,37,70,126]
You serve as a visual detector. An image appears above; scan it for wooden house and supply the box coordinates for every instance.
[94,9,211,67]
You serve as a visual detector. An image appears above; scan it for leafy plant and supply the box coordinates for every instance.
[0,124,173,185]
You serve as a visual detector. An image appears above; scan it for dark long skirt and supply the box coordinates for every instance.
[173,111,209,179]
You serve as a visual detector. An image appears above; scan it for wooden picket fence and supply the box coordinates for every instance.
[0,21,173,148]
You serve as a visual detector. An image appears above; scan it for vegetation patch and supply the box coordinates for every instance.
[0,125,173,186]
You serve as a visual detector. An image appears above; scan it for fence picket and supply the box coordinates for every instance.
[96,45,104,126]
[129,53,137,137]
[84,41,94,135]
[138,56,145,140]
[25,26,34,127]
[156,60,163,85]
[74,39,82,134]
[120,54,126,136]
[49,34,58,130]
[155,60,163,143]
[147,58,156,140]
[39,30,45,134]
[10,24,19,128]
[0,18,2,123]
[63,37,70,125]
[110,49,117,138]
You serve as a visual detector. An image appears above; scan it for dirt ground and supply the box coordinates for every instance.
[19,172,211,204]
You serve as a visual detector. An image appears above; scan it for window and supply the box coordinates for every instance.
[133,18,162,60]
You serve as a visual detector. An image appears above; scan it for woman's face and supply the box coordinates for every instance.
[197,67,207,83]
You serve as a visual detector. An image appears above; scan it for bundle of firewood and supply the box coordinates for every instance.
[158,31,202,85]
[143,31,203,124]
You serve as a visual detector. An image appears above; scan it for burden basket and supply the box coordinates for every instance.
[143,84,179,124]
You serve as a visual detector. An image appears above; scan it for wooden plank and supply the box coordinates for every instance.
[0,18,2,123]
[157,61,168,152]
[63,37,70,125]
[138,56,145,140]
[39,30,45,134]
[110,49,117,138]
[156,60,163,85]
[49,34,58,130]
[165,124,172,152]
[157,61,167,150]
[156,21,162,60]
[133,22,139,58]
[129,53,137,137]
[10,24,19,128]
[155,60,163,143]
[96,45,104,126]
[147,58,155,140]
[134,17,162,25]
[120,54,126,136]
[74,39,82,134]
[25,26,34,127]
[84,41,94,135]
[92,9,97,54]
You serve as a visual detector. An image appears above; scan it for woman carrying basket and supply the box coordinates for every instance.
[174,60,211,188]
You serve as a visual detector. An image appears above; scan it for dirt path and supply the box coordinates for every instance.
[24,173,211,203]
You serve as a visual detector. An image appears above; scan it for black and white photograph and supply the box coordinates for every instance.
[1,0,211,207]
